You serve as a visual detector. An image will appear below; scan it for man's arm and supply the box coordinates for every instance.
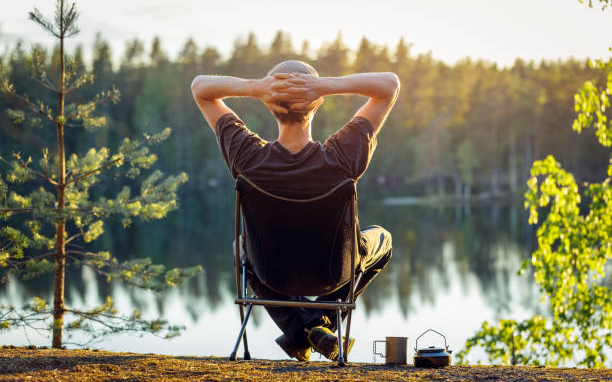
[190,75,298,131]
[285,72,400,134]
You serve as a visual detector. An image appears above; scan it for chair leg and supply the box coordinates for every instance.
[336,305,345,367]
[242,323,251,360]
[341,272,359,364]
[229,304,253,361]
[343,308,353,363]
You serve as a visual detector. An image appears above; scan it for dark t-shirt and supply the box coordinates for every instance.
[215,113,377,198]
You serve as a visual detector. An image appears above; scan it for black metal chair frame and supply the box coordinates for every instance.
[229,174,362,366]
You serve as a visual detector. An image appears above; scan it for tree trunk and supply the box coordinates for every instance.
[509,134,518,192]
[490,118,500,195]
[453,172,462,200]
[463,183,471,200]
[52,6,67,348]
[436,174,444,197]
[463,183,471,217]
[490,166,499,195]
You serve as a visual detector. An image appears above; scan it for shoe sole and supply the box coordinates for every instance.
[275,335,310,362]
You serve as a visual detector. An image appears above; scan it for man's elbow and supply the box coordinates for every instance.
[384,72,400,99]
[190,75,203,98]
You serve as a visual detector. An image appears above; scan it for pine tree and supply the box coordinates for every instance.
[0,0,201,348]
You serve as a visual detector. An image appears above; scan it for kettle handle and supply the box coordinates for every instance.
[414,329,448,351]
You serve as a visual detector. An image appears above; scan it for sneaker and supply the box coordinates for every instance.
[306,326,355,361]
[275,334,311,362]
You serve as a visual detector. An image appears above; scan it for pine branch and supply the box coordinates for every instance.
[65,195,155,213]
[2,258,21,273]
[65,73,94,94]
[0,156,59,187]
[30,48,59,93]
[29,8,60,37]
[65,250,101,259]
[3,308,52,324]
[65,309,125,328]
[62,307,183,347]
[5,252,56,267]
[52,1,80,38]
[65,233,82,245]
[31,77,59,94]
[65,87,120,122]
[70,252,199,292]
[0,308,13,321]
[41,170,59,187]
[0,306,53,339]
[25,252,56,262]
[3,92,55,124]
[0,207,39,214]
[64,157,123,186]
[66,254,80,263]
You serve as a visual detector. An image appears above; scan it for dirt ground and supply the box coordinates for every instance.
[1,346,612,382]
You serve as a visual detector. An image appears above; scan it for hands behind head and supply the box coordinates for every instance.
[259,73,323,114]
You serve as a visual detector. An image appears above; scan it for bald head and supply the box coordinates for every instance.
[267,60,319,77]
[267,60,320,125]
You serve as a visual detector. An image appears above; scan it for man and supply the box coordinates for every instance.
[191,60,399,361]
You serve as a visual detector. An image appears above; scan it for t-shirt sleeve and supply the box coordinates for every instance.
[215,113,267,178]
[324,116,377,180]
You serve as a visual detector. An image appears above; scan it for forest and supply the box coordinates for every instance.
[2,31,610,203]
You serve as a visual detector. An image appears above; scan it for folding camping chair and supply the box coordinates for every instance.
[229,174,362,366]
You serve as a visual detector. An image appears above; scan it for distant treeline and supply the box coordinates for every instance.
[1,31,610,200]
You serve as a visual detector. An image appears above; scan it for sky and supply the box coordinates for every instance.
[2,0,612,67]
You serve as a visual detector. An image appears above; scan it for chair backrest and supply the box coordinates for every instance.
[235,175,358,296]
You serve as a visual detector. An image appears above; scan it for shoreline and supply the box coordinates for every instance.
[382,190,521,206]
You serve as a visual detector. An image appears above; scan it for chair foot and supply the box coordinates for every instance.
[230,304,253,361]
[229,351,250,361]
[336,303,345,366]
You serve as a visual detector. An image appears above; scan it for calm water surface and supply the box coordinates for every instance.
[1,195,542,364]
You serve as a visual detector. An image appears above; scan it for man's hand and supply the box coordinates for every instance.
[254,74,321,114]
[269,73,324,111]
[280,72,400,134]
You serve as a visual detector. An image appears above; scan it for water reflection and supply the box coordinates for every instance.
[0,195,541,363]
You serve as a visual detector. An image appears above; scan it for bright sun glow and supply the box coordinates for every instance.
[3,0,612,66]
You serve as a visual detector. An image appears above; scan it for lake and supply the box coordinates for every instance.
[0,194,542,364]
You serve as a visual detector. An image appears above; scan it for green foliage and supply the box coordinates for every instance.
[459,1,612,365]
[66,86,120,131]
[0,227,29,261]
[458,67,612,368]
[0,295,183,345]
[93,256,203,292]
[62,296,184,344]
[580,0,611,10]
[0,0,201,347]
[3,153,37,184]
[2,27,609,199]
[0,177,7,199]
[573,59,612,147]
[29,1,80,38]
[457,316,569,366]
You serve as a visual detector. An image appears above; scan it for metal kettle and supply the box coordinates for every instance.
[413,329,452,368]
